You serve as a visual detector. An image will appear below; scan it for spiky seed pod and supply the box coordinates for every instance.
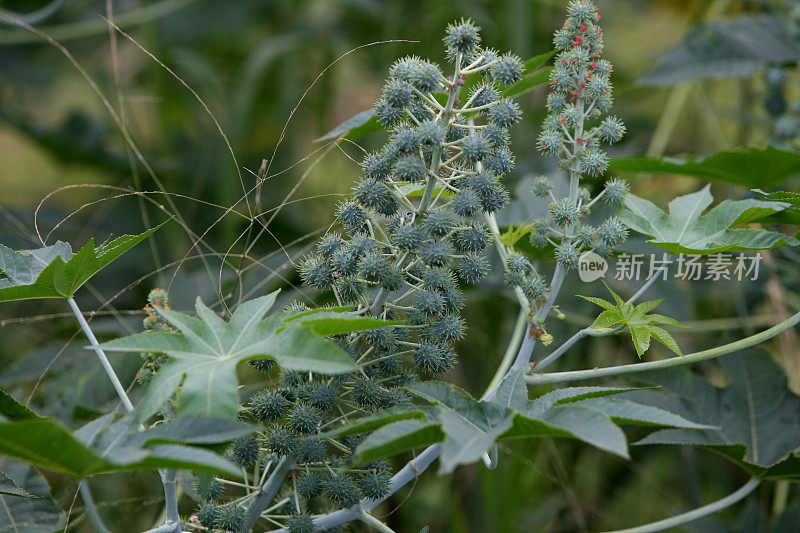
[420,239,453,267]
[422,313,466,343]
[330,248,359,276]
[393,127,420,154]
[414,289,446,315]
[287,404,323,435]
[598,217,629,247]
[470,83,499,108]
[465,171,495,196]
[567,0,598,24]
[522,273,549,303]
[265,425,297,456]
[362,151,393,181]
[197,503,219,529]
[446,115,468,142]
[296,438,327,463]
[505,253,532,287]
[316,233,346,259]
[348,234,377,256]
[548,198,581,226]
[445,19,481,56]
[451,225,490,252]
[336,200,368,234]
[417,119,445,146]
[546,92,568,113]
[389,223,422,251]
[560,105,582,128]
[442,285,464,313]
[575,224,598,248]
[529,231,549,248]
[296,382,338,411]
[579,149,609,177]
[297,473,324,499]
[229,435,260,468]
[586,75,611,100]
[359,253,390,283]
[422,266,456,291]
[460,132,493,162]
[351,378,388,408]
[362,327,399,352]
[484,123,510,148]
[531,176,554,198]
[215,503,247,532]
[452,189,482,217]
[483,146,515,176]
[410,60,443,92]
[354,179,392,211]
[282,369,303,388]
[598,116,626,144]
[423,209,456,237]
[381,79,415,109]
[537,130,563,155]
[286,514,315,533]
[276,386,296,402]
[375,98,404,126]
[603,178,630,204]
[413,343,456,374]
[324,475,361,508]
[389,55,421,82]
[457,253,490,283]
[555,242,581,269]
[194,477,223,501]
[487,99,521,127]
[489,54,524,85]
[249,358,276,374]
[298,254,333,290]
[381,265,404,291]
[359,470,392,499]
[393,154,427,182]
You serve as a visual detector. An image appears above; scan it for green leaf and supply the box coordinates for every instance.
[633,352,800,479]
[500,66,553,99]
[499,222,535,248]
[0,224,164,301]
[582,283,685,357]
[0,389,41,421]
[283,311,400,336]
[322,405,431,439]
[100,293,360,420]
[353,419,444,466]
[619,184,798,254]
[609,146,800,189]
[314,109,378,143]
[637,15,800,86]
[0,458,65,531]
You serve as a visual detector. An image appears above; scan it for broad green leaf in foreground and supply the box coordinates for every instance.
[609,146,800,189]
[0,224,163,302]
[0,390,247,478]
[0,458,65,532]
[580,282,686,357]
[99,292,378,420]
[619,185,799,254]
[632,352,800,480]
[338,376,709,472]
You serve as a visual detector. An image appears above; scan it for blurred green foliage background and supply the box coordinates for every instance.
[1,0,799,531]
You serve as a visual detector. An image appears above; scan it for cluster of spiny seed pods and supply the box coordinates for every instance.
[185,20,527,533]
[509,0,629,307]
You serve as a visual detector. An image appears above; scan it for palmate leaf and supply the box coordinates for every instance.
[609,146,800,189]
[0,390,248,479]
[619,184,799,255]
[342,376,709,473]
[580,283,686,358]
[0,458,65,532]
[632,352,800,481]
[313,51,553,143]
[99,292,374,421]
[0,224,163,302]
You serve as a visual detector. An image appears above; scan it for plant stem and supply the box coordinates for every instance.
[602,478,759,533]
[80,481,112,533]
[159,470,181,533]
[526,310,800,385]
[359,507,397,532]
[481,308,527,400]
[67,297,135,413]
[240,456,296,532]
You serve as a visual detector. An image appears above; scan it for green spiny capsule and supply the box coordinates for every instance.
[489,54,524,85]
[287,404,323,435]
[579,149,609,177]
[390,223,423,251]
[575,224,598,248]
[444,18,481,56]
[359,253,391,283]
[422,313,466,343]
[483,147,515,176]
[417,119,445,146]
[298,254,333,290]
[603,178,629,204]
[555,242,581,269]
[457,253,490,283]
[460,132,493,162]
[484,123,510,148]
[375,98,405,126]
[324,475,361,508]
[297,382,338,411]
[537,130,563,155]
[452,189,482,217]
[288,513,316,533]
[548,198,581,226]
[470,83,499,108]
[451,225,490,253]
[351,378,389,408]
[598,116,625,144]
[531,176,554,198]
[194,476,223,501]
[362,151,393,181]
[598,217,628,247]
[423,209,457,237]
[359,470,392,500]
[197,503,219,529]
[414,289,447,316]
[297,473,324,499]
[393,154,427,182]
[487,99,521,127]
[336,200,368,234]
[265,425,298,456]
[522,273,549,303]
[296,438,327,463]
[505,252,532,287]
[411,60,443,92]
[248,358,276,373]
[441,285,464,313]
[249,390,289,422]
[215,503,247,532]
[420,239,453,267]
[382,79,415,109]
[389,55,421,82]
[392,127,420,154]
[229,434,260,468]
[479,183,511,214]
[414,342,457,374]
[421,266,457,291]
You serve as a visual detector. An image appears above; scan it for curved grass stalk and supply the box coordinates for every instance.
[602,478,760,533]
